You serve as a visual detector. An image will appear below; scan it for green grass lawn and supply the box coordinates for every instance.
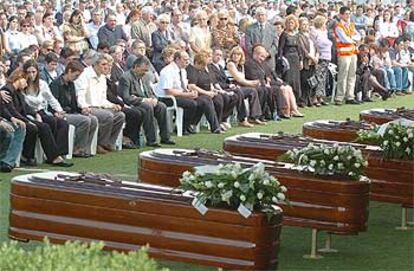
[1,95,414,270]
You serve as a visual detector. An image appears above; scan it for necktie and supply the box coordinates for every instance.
[140,79,150,98]
[179,69,186,91]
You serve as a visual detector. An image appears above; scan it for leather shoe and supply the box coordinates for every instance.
[97,145,108,154]
[212,128,224,134]
[73,153,92,158]
[186,126,196,134]
[52,161,74,167]
[0,162,13,172]
[345,99,360,105]
[146,142,162,147]
[21,158,37,167]
[122,142,138,149]
[182,130,190,136]
[102,144,115,152]
[161,139,176,145]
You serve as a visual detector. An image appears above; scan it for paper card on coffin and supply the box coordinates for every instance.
[9,172,283,271]
[138,148,370,235]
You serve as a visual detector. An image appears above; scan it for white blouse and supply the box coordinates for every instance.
[24,80,63,113]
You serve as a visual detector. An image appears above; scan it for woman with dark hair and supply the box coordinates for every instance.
[63,9,90,54]
[378,9,399,46]
[5,16,22,53]
[124,8,140,41]
[1,68,72,167]
[22,60,73,166]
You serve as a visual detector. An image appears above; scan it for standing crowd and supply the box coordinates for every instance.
[1,0,414,172]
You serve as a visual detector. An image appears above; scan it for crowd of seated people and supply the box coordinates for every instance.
[1,0,414,172]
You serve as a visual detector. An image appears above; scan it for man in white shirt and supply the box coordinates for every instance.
[87,8,103,50]
[156,50,221,135]
[75,53,125,154]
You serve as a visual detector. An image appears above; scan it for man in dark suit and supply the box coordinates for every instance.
[245,7,278,67]
[244,45,279,121]
[118,55,175,147]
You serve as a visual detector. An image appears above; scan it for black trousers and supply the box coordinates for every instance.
[300,66,316,106]
[162,96,198,132]
[40,113,69,156]
[238,87,262,120]
[135,102,170,143]
[257,86,275,119]
[122,107,144,145]
[221,93,238,122]
[23,120,61,162]
[194,95,220,132]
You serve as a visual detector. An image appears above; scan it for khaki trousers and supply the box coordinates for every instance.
[335,54,357,102]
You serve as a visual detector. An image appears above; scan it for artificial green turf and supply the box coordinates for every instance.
[1,95,414,270]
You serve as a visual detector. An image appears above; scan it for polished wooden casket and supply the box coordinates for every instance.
[359,108,414,124]
[223,133,413,206]
[302,120,374,143]
[139,149,370,235]
[9,172,283,270]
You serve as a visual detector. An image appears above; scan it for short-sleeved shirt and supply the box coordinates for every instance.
[155,62,187,96]
[186,64,212,91]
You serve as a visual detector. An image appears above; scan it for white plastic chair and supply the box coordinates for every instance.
[90,127,99,156]
[159,95,184,137]
[34,138,44,164]
[66,124,75,159]
[115,123,125,151]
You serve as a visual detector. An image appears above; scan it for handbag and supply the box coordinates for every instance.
[306,74,319,89]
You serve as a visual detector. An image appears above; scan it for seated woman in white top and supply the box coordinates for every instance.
[23,60,72,167]
[5,16,24,53]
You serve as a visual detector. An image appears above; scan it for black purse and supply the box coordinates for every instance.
[307,74,319,89]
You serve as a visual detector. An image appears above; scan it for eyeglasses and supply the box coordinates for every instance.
[160,21,170,24]
[21,25,30,27]
[219,18,228,21]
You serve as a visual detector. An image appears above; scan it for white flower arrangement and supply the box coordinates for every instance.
[280,143,368,180]
[357,120,414,160]
[178,162,287,219]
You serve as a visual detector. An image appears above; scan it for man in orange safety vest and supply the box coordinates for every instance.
[334,6,361,105]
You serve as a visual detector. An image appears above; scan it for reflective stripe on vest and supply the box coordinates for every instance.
[334,22,357,56]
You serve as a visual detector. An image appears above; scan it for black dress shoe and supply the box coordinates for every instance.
[21,158,37,167]
[363,98,374,102]
[73,153,92,158]
[345,99,360,105]
[0,162,13,173]
[186,126,196,134]
[122,142,138,149]
[182,130,190,136]
[161,139,176,145]
[52,161,74,167]
[146,142,162,147]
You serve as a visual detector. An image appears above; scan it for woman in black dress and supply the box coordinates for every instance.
[186,51,235,133]
[278,15,303,104]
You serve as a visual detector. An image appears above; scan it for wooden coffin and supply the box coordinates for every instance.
[139,149,370,235]
[302,120,374,143]
[223,133,414,206]
[9,171,283,270]
[359,108,414,124]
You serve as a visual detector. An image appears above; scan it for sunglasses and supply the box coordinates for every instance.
[219,18,228,21]
[160,21,170,24]
[21,25,30,27]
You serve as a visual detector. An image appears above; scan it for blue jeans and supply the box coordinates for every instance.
[0,124,26,167]
[381,68,396,90]
[392,66,409,91]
